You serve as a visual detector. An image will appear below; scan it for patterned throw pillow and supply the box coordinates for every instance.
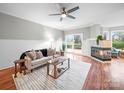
[26,49,37,60]
[47,48,56,56]
[36,50,43,59]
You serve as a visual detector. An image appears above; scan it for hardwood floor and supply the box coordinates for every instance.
[0,53,124,90]
[64,52,124,90]
[82,57,124,90]
[0,67,16,90]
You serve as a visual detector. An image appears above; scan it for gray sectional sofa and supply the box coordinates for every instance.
[20,49,61,72]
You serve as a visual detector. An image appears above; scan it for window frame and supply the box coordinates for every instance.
[65,33,83,49]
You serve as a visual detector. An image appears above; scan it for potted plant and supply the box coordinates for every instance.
[59,42,66,56]
[96,35,103,45]
[62,42,66,51]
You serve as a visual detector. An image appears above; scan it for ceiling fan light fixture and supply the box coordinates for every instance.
[49,6,79,21]
[61,14,66,18]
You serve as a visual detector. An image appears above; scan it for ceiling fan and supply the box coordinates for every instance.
[49,6,79,21]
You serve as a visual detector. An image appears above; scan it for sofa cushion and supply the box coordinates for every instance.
[36,50,43,59]
[31,57,51,66]
[26,49,37,60]
[20,49,47,59]
[40,49,47,57]
[47,56,53,59]
[54,54,61,58]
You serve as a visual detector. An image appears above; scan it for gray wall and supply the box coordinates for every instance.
[64,24,102,40]
[0,12,64,40]
[90,24,102,39]
[101,26,124,40]
[109,26,124,31]
[64,27,90,40]
[0,12,64,69]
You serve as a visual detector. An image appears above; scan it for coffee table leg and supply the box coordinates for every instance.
[68,58,70,68]
[54,65,57,79]
[47,64,49,75]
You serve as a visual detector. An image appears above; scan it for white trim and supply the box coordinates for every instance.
[111,30,124,33]
[0,65,14,70]
[65,33,83,50]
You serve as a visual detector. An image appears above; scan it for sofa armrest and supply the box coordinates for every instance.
[24,56,32,71]
[54,51,61,58]
[56,51,61,55]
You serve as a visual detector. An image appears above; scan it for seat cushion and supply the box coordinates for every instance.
[47,56,53,59]
[31,57,50,66]
[54,54,61,58]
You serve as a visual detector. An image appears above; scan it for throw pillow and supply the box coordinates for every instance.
[47,48,55,56]
[36,50,43,59]
[53,48,56,55]
[26,49,36,60]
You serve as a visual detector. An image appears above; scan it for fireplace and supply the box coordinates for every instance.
[91,46,111,61]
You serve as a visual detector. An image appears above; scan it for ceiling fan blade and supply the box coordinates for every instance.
[49,14,61,16]
[67,6,79,13]
[60,17,63,21]
[67,15,76,19]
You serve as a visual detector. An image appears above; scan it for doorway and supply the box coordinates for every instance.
[65,33,83,54]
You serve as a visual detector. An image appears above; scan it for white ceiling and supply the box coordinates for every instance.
[0,3,124,31]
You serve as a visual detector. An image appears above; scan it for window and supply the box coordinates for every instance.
[74,35,82,49]
[65,35,73,49]
[112,31,124,50]
[65,34,82,49]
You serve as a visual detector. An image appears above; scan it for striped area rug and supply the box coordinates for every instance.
[13,60,91,90]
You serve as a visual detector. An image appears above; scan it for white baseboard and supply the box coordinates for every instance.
[0,65,14,70]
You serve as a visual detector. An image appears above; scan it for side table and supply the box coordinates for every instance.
[60,51,64,56]
[14,59,26,78]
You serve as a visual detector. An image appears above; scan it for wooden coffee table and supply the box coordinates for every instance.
[47,57,70,79]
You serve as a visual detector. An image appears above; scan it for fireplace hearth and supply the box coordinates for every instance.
[91,46,111,61]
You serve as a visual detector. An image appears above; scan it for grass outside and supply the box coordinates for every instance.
[112,41,124,50]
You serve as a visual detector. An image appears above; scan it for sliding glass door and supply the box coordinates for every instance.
[73,35,82,49]
[65,33,83,53]
[66,34,73,49]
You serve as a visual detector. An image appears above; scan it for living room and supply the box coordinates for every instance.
[0,2,124,92]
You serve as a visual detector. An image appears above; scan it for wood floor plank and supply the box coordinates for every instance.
[0,67,16,90]
[0,53,124,90]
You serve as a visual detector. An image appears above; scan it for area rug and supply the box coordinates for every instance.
[13,60,91,90]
